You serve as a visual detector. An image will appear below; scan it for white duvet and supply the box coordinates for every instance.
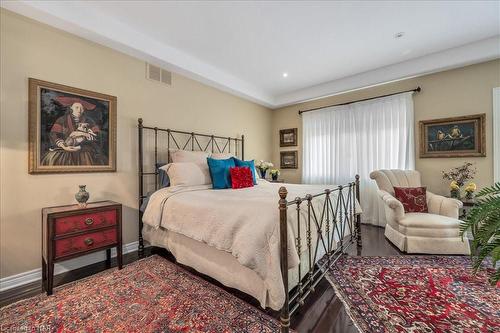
[142,180,360,308]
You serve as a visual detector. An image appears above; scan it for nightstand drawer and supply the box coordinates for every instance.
[54,228,117,259]
[55,210,117,236]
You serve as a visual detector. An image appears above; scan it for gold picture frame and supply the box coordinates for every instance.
[280,151,298,169]
[29,78,117,173]
[280,128,298,147]
[419,114,486,158]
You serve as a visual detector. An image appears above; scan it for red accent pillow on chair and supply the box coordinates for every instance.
[393,187,428,213]
[230,167,254,189]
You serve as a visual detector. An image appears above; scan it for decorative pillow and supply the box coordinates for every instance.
[211,153,234,160]
[169,149,210,164]
[206,157,236,189]
[394,186,428,213]
[230,167,254,189]
[159,162,211,187]
[232,158,257,184]
[156,162,169,187]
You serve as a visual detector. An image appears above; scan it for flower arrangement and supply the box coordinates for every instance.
[450,181,460,191]
[449,181,460,199]
[442,162,476,198]
[269,169,280,180]
[256,160,274,178]
[442,162,476,187]
[464,182,477,200]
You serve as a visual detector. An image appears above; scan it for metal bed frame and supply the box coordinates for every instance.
[137,118,362,332]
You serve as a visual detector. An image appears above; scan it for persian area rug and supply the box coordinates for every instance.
[0,255,281,333]
[326,256,500,333]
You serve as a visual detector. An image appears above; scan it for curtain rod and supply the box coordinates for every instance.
[298,86,421,115]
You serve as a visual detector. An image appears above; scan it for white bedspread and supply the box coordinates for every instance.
[142,180,360,308]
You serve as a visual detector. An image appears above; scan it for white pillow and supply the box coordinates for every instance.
[211,152,234,160]
[159,162,211,186]
[169,149,210,164]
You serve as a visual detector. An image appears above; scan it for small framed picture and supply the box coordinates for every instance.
[280,128,298,147]
[419,114,486,158]
[29,78,117,173]
[280,151,298,169]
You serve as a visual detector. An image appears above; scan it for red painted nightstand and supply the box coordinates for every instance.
[42,201,122,295]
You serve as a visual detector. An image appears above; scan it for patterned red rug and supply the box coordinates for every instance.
[0,255,281,332]
[326,256,500,333]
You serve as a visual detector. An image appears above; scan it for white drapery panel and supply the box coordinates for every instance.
[302,92,415,226]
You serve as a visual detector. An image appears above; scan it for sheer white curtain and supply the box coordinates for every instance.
[302,92,415,226]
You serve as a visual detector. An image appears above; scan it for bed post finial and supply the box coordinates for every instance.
[278,186,290,332]
[279,186,288,200]
[138,118,143,126]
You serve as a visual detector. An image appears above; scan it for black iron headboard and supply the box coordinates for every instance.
[137,118,244,254]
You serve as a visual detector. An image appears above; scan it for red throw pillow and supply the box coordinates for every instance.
[393,187,428,213]
[230,167,254,189]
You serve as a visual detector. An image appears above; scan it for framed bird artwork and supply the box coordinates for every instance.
[419,114,486,158]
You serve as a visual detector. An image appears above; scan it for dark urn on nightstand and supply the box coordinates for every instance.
[75,185,90,208]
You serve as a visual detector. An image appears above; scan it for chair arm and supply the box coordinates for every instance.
[377,190,405,222]
[426,191,463,219]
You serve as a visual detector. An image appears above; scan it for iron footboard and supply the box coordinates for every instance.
[278,175,362,332]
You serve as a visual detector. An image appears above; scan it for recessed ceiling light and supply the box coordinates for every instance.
[394,32,405,39]
[282,72,288,78]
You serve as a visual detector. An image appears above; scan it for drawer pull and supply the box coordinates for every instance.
[84,218,94,226]
[84,238,94,246]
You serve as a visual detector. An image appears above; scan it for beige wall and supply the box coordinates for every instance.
[0,10,272,278]
[272,59,500,193]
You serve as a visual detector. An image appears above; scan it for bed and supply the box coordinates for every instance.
[137,119,362,332]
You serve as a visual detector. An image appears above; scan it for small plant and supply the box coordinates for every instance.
[450,181,461,199]
[464,182,477,200]
[459,182,500,285]
[269,169,280,181]
[269,169,280,177]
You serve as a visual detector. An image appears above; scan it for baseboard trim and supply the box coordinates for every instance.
[0,241,139,292]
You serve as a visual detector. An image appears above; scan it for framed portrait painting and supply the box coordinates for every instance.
[29,78,117,173]
[280,128,297,147]
[280,151,298,169]
[419,114,485,158]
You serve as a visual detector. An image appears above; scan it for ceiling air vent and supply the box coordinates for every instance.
[146,63,172,86]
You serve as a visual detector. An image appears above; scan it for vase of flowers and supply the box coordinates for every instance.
[464,182,477,200]
[450,181,461,199]
[256,160,273,179]
[442,162,476,198]
[270,169,280,181]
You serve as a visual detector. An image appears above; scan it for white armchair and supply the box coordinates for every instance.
[370,169,470,255]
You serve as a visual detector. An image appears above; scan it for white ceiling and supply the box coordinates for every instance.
[2,1,500,108]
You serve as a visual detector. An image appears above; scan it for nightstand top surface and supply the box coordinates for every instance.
[42,200,121,214]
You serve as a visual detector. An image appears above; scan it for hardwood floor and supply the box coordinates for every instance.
[292,224,402,333]
[1,224,401,333]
